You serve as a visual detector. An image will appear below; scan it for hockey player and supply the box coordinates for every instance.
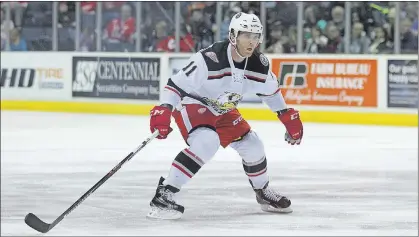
[148,12,303,219]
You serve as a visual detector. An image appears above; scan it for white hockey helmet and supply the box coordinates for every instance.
[228,12,264,45]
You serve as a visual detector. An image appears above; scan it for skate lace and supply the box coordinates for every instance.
[262,188,283,202]
[160,188,175,203]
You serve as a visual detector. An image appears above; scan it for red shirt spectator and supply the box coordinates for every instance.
[81,2,96,13]
[105,17,135,42]
[104,4,135,42]
[156,33,195,52]
[81,2,125,13]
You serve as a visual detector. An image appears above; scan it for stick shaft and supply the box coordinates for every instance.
[25,130,160,232]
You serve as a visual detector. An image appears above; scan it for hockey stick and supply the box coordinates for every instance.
[24,130,160,233]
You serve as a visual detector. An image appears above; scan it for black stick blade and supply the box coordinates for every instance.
[24,213,51,233]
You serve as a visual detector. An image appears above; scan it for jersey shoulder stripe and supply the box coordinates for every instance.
[198,41,270,83]
[199,41,230,71]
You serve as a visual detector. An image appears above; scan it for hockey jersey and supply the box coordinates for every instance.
[161,40,287,115]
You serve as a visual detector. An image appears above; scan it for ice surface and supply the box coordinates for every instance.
[1,111,418,236]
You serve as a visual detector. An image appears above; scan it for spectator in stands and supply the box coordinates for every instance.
[400,18,418,52]
[102,2,125,28]
[405,2,418,34]
[80,1,96,30]
[81,1,96,13]
[188,4,213,50]
[203,1,216,21]
[1,8,15,32]
[368,26,391,54]
[1,8,13,50]
[203,2,217,41]
[154,20,195,52]
[265,22,284,53]
[304,26,329,54]
[320,22,341,53]
[79,26,95,51]
[351,2,374,32]
[383,7,396,44]
[58,2,75,28]
[240,2,260,15]
[283,26,297,53]
[9,28,27,51]
[412,18,418,35]
[303,5,320,40]
[2,1,26,29]
[154,20,171,51]
[220,8,240,40]
[343,22,371,54]
[3,0,415,54]
[139,16,155,52]
[23,2,53,27]
[103,3,135,51]
[331,5,345,37]
[351,11,361,25]
[271,2,298,28]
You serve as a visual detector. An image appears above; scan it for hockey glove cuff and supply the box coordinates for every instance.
[150,105,173,139]
[277,108,303,145]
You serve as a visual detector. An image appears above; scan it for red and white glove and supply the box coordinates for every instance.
[278,108,303,145]
[150,105,173,139]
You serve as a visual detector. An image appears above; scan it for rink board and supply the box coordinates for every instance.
[1,100,417,127]
[1,52,417,127]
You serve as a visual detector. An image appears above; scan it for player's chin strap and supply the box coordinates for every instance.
[232,43,247,59]
[230,39,249,73]
[229,35,247,60]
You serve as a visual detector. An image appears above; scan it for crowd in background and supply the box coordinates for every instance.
[1,1,418,54]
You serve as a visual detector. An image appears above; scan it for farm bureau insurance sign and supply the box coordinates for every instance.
[271,58,378,107]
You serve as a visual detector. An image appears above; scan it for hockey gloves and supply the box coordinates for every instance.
[278,108,303,145]
[150,105,173,139]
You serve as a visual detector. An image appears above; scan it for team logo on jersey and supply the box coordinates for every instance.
[205,52,219,63]
[202,92,242,114]
[278,62,308,89]
[198,108,207,114]
[259,54,269,67]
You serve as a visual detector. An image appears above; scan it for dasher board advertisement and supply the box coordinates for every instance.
[271,58,378,107]
[72,56,160,100]
[387,59,418,108]
[1,53,69,100]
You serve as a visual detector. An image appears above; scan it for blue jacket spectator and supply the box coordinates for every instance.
[9,29,27,51]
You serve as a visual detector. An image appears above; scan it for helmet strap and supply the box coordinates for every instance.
[232,44,247,59]
[229,31,247,59]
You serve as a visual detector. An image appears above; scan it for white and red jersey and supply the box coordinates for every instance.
[161,40,287,115]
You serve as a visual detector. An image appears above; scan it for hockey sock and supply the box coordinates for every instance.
[242,156,269,189]
[164,148,205,189]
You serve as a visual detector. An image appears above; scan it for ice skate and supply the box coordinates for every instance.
[253,181,293,214]
[147,177,185,220]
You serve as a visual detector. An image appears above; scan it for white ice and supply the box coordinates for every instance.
[1,111,418,236]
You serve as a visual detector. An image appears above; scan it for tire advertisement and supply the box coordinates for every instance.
[0,53,68,100]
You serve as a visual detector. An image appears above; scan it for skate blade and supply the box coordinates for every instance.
[260,204,293,214]
[146,206,183,220]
